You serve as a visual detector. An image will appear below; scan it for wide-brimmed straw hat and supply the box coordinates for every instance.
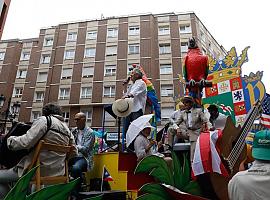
[112,98,133,118]
[180,95,194,104]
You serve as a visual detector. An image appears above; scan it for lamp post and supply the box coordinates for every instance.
[0,94,21,135]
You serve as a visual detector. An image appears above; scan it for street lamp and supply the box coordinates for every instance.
[0,94,21,135]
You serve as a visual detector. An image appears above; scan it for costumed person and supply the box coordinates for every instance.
[174,96,211,162]
[228,129,270,200]
[167,101,188,148]
[70,112,95,198]
[205,104,227,130]
[122,68,147,135]
[124,64,161,122]
[183,37,209,107]
[0,103,77,199]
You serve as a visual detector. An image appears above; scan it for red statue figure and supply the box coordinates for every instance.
[183,37,209,107]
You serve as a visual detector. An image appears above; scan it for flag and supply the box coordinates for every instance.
[192,130,229,178]
[261,93,270,128]
[103,166,113,181]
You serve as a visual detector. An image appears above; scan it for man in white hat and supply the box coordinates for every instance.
[175,95,211,162]
[122,68,147,135]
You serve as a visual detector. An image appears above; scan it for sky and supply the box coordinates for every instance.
[2,0,269,93]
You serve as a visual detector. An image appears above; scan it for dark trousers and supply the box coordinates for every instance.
[123,109,143,136]
[69,157,87,197]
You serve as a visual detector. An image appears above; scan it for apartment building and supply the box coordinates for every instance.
[0,12,226,133]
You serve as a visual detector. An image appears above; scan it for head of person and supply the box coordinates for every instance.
[141,122,155,137]
[252,129,270,162]
[180,96,194,110]
[74,112,86,130]
[178,101,186,111]
[208,104,219,120]
[130,68,143,82]
[42,102,62,116]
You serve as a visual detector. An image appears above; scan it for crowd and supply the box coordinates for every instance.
[0,66,269,200]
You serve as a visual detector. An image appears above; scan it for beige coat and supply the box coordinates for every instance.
[7,115,77,177]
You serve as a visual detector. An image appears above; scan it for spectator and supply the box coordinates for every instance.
[70,112,95,196]
[0,103,77,199]
[228,129,270,200]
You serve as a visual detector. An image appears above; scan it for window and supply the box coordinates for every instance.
[61,68,72,79]
[104,65,116,76]
[106,46,117,56]
[179,24,191,34]
[81,87,92,98]
[128,26,139,36]
[40,54,50,64]
[82,66,94,78]
[0,52,5,60]
[81,108,92,123]
[161,107,174,120]
[59,88,70,100]
[64,49,75,60]
[158,26,170,35]
[159,44,171,54]
[84,48,96,58]
[160,64,172,74]
[44,38,53,46]
[32,111,42,121]
[200,30,206,42]
[67,32,77,41]
[86,31,97,40]
[37,72,48,82]
[181,42,188,53]
[107,28,118,38]
[103,86,115,97]
[161,85,174,97]
[20,52,30,61]
[13,87,23,98]
[62,111,70,123]
[128,44,139,54]
[35,91,44,102]
[16,69,27,78]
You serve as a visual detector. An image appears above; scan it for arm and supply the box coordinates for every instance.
[200,110,212,131]
[7,117,47,150]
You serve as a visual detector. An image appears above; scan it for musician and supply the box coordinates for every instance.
[205,104,227,130]
[122,68,147,135]
[70,112,95,197]
[175,96,211,162]
[0,103,77,199]
[228,129,270,200]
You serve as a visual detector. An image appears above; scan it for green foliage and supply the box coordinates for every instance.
[4,166,80,200]
[135,151,202,199]
[139,183,170,200]
[4,166,39,200]
[135,155,173,185]
[136,193,168,200]
[26,179,80,200]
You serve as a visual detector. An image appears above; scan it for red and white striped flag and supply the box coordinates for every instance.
[261,93,270,128]
[192,129,229,177]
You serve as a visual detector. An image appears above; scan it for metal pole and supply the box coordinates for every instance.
[2,98,11,135]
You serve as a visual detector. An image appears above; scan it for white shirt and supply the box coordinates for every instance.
[126,79,147,113]
[77,130,83,146]
[228,160,270,200]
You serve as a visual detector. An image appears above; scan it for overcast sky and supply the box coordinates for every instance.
[2,0,269,93]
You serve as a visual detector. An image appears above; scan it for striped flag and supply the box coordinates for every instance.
[103,166,113,181]
[261,93,270,128]
[192,129,229,177]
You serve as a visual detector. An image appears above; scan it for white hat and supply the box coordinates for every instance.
[144,122,156,131]
[112,98,133,118]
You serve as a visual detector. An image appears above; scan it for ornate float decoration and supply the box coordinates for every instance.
[202,47,266,125]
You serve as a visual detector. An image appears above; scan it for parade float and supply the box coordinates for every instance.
[84,45,267,200]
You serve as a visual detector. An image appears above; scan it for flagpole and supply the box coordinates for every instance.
[101,165,104,192]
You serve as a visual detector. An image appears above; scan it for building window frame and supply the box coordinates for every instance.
[61,68,73,79]
[59,88,70,100]
[179,24,191,34]
[103,86,115,97]
[16,69,27,79]
[128,26,140,36]
[80,87,92,99]
[104,65,116,76]
[84,48,96,58]
[86,31,97,40]
[35,91,45,102]
[159,43,171,54]
[160,64,172,75]
[107,28,118,38]
[64,49,75,60]
[158,26,170,35]
[67,32,77,42]
[0,52,5,60]
[37,72,48,82]
[161,84,174,97]
[82,66,94,78]
[128,44,139,54]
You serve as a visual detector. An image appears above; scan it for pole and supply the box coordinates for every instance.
[101,165,104,192]
[2,98,11,135]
